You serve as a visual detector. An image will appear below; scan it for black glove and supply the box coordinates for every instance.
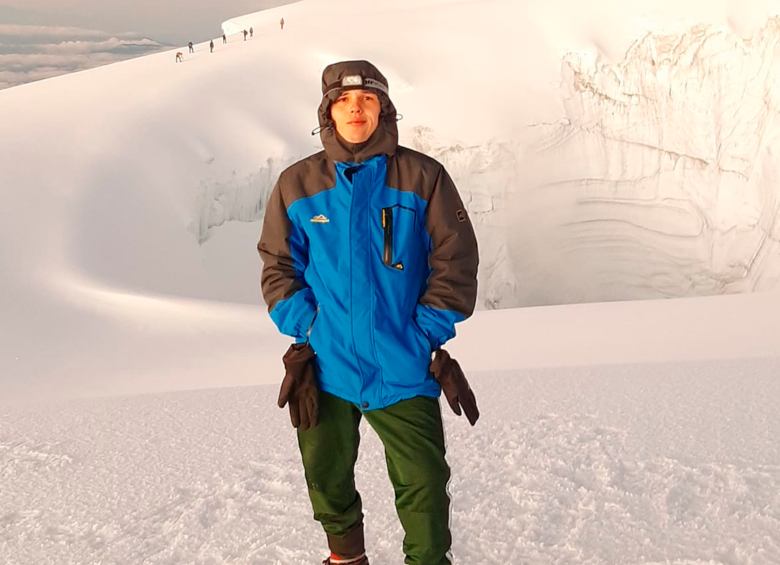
[278,342,319,430]
[430,349,479,426]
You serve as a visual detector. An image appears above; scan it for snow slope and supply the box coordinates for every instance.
[2,0,780,401]
[2,358,779,564]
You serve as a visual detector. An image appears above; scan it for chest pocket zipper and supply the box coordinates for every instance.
[382,206,417,270]
[382,207,402,269]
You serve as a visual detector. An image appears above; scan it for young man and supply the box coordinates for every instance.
[258,60,479,565]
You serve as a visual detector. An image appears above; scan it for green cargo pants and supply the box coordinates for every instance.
[297,392,452,565]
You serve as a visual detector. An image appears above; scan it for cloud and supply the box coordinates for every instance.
[0,24,167,91]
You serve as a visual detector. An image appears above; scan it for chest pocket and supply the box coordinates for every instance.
[381,205,418,271]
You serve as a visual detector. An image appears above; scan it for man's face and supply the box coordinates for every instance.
[329,89,381,144]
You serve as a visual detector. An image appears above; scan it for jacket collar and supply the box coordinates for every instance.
[320,118,398,164]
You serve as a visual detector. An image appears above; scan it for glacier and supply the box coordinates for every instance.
[204,17,780,309]
[1,0,780,400]
[405,19,780,307]
[512,18,780,305]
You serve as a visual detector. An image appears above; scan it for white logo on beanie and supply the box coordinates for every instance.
[342,75,363,87]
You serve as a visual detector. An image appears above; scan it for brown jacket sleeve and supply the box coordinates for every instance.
[414,166,479,349]
[257,180,317,339]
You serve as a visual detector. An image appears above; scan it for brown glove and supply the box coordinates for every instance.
[278,342,319,430]
[430,349,479,426]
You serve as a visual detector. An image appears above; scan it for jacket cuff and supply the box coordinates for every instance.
[413,303,464,350]
[270,288,318,340]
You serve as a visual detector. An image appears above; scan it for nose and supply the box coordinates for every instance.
[349,98,364,114]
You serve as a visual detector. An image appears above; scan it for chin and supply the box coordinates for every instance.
[339,126,376,144]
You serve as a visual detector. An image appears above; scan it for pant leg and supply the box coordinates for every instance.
[297,391,366,557]
[363,396,452,565]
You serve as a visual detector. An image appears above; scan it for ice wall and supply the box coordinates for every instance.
[397,20,780,308]
[521,19,780,305]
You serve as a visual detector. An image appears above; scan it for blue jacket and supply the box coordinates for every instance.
[259,142,478,410]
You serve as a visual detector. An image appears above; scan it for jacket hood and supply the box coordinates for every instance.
[317,60,398,163]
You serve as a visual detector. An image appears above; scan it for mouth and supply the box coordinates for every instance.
[347,120,367,126]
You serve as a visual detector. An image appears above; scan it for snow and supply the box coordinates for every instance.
[2,0,780,398]
[2,360,779,564]
[2,0,780,562]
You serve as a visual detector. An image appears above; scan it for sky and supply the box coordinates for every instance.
[0,0,296,90]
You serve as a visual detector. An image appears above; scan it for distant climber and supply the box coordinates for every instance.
[175,52,183,63]
[223,33,227,44]
[243,29,248,41]
[280,17,285,30]
[188,41,194,53]
[250,27,254,38]
[210,40,214,53]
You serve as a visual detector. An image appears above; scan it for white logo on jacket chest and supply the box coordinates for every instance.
[310,214,330,224]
